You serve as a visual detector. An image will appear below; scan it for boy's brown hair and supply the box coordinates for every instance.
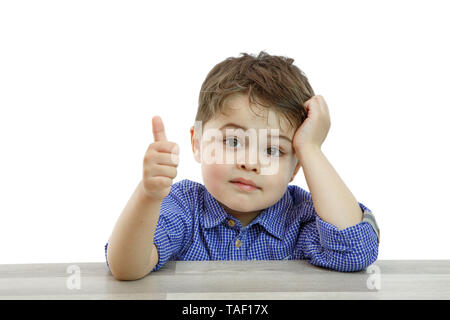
[195,51,315,131]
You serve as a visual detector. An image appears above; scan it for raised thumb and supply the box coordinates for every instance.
[152,115,167,142]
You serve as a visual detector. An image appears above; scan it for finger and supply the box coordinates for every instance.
[152,115,167,142]
[143,176,172,190]
[303,99,312,114]
[303,95,315,106]
[318,96,329,111]
[149,141,179,154]
[145,163,178,179]
[150,151,179,167]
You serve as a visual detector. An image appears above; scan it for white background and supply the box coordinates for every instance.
[1,0,449,264]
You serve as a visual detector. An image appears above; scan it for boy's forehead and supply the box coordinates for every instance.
[207,103,294,136]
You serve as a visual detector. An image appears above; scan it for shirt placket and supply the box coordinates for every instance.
[227,218,247,260]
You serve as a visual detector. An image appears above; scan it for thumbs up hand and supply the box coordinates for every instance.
[142,116,180,200]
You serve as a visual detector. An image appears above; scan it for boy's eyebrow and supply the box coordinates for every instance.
[218,122,292,143]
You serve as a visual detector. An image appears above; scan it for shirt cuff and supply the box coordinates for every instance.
[151,224,173,272]
[315,208,379,252]
[104,242,111,272]
[362,209,380,244]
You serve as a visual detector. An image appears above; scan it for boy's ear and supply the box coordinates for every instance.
[190,126,201,163]
[289,158,302,183]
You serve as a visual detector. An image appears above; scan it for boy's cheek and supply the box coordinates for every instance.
[202,163,227,180]
[201,164,231,195]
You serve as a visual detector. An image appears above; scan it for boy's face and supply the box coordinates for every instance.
[190,93,302,226]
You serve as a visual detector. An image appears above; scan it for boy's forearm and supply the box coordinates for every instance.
[107,180,161,280]
[299,146,363,230]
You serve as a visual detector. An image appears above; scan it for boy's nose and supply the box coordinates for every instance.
[239,162,259,173]
[237,151,260,173]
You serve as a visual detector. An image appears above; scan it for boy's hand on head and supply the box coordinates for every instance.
[142,116,180,201]
[292,95,331,158]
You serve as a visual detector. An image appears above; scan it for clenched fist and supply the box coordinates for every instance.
[142,116,180,201]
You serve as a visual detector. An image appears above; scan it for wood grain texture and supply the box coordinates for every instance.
[0,260,449,300]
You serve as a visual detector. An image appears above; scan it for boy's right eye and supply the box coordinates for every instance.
[223,137,241,148]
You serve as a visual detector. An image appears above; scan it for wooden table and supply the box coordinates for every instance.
[1,260,449,300]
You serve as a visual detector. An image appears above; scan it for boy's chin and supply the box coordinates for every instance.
[219,200,260,214]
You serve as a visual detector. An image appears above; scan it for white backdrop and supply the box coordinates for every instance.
[1,0,449,264]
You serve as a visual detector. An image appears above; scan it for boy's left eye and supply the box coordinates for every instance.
[267,146,281,157]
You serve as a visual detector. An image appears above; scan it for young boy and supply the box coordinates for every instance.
[105,51,380,280]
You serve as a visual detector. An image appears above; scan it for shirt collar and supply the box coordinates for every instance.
[202,186,293,241]
[202,188,230,228]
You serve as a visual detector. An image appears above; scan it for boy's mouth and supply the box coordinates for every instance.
[230,178,260,191]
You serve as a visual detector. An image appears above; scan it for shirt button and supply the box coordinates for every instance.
[228,219,236,227]
[235,239,242,248]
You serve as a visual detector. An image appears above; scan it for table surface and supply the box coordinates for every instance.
[1,260,449,300]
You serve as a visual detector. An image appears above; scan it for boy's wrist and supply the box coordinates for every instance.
[138,180,165,204]
[296,144,322,162]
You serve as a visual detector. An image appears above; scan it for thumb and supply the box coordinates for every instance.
[152,115,167,142]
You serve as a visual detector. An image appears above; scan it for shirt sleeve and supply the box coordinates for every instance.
[151,187,193,272]
[105,242,111,272]
[295,201,379,272]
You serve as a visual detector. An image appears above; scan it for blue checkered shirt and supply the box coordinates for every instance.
[105,179,379,273]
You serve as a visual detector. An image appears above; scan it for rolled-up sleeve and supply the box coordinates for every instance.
[297,202,379,272]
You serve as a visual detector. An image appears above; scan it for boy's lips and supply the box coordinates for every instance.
[229,177,261,191]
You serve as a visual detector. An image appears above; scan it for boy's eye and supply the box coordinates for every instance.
[267,146,282,157]
[224,137,241,148]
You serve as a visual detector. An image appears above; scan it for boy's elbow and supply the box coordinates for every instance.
[343,247,379,272]
[109,265,153,281]
[333,232,380,272]
[106,249,153,281]
[112,272,149,281]
[307,246,379,272]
